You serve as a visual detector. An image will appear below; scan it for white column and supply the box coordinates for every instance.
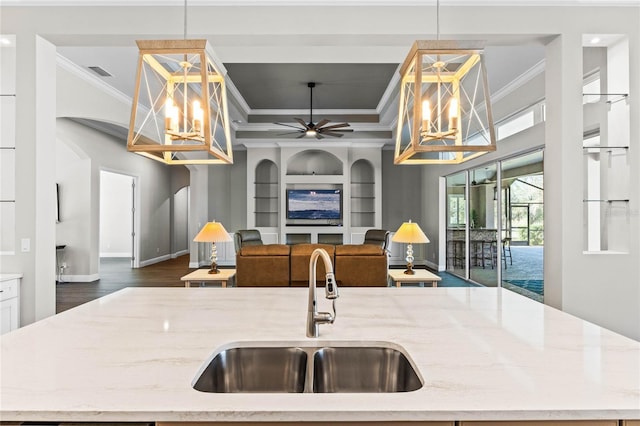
[543,33,584,311]
[5,34,58,324]
[188,165,209,268]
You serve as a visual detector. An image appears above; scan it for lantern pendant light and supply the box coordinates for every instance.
[127,1,233,165]
[394,0,496,165]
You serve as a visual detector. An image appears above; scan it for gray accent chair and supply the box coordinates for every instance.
[234,229,264,254]
[363,229,391,254]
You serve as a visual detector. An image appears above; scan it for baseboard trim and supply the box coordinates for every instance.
[100,252,132,258]
[139,254,171,268]
[59,274,100,283]
[425,260,438,271]
[171,250,189,259]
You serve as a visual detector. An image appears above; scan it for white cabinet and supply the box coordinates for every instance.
[0,274,21,335]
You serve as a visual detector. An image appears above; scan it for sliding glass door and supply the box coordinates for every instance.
[444,149,544,302]
[445,172,467,278]
[469,164,499,287]
[501,151,544,301]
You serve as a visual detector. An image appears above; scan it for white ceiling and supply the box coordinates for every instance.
[3,0,638,5]
[13,0,617,142]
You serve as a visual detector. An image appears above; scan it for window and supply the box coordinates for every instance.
[448,194,466,227]
[497,110,534,140]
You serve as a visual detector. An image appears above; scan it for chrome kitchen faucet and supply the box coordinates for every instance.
[307,248,339,338]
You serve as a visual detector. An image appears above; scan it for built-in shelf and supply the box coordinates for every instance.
[350,159,376,228]
[583,93,629,105]
[255,160,279,227]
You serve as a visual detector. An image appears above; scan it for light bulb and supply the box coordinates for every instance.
[193,100,204,135]
[421,100,431,132]
[165,99,178,132]
[448,98,458,131]
[306,129,317,137]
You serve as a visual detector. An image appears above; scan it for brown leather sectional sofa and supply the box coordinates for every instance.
[235,242,389,287]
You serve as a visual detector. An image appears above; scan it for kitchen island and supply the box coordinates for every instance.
[0,287,638,423]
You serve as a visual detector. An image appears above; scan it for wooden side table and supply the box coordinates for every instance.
[388,269,442,288]
[181,269,236,288]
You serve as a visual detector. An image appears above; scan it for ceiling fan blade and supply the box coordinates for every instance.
[274,122,305,130]
[319,128,353,134]
[314,118,330,129]
[317,122,351,131]
[322,131,345,138]
[315,133,325,140]
[275,131,304,136]
[296,133,308,139]
[294,118,310,129]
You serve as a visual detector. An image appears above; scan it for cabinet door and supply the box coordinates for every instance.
[0,297,19,335]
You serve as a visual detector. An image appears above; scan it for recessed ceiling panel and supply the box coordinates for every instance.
[225,63,398,110]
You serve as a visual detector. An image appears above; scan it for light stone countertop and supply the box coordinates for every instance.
[0,287,639,422]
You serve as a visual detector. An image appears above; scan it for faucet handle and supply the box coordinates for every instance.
[325,273,339,299]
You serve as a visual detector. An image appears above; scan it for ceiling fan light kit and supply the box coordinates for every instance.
[274,82,353,139]
[394,40,496,165]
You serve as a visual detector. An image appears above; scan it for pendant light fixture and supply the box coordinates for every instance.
[127,0,233,165]
[394,0,496,165]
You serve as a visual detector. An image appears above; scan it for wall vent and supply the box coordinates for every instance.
[88,66,112,77]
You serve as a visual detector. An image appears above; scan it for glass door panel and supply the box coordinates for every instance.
[500,150,544,302]
[469,164,498,287]
[446,172,466,279]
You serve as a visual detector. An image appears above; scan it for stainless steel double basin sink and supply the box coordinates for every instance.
[192,341,423,393]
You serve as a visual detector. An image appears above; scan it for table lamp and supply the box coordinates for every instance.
[193,221,232,274]
[391,220,430,275]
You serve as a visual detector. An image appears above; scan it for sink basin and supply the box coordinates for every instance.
[193,342,422,393]
[313,346,422,393]
[192,346,307,393]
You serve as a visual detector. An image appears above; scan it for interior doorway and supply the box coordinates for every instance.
[99,170,137,271]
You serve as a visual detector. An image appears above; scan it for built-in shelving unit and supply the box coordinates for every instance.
[254,160,278,228]
[246,144,383,245]
[582,82,630,252]
[350,159,376,228]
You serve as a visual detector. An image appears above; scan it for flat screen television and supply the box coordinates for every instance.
[286,189,342,220]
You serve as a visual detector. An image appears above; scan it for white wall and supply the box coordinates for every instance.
[55,137,94,280]
[99,171,133,258]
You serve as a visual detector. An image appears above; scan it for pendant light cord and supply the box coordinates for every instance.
[183,0,188,40]
[436,0,440,40]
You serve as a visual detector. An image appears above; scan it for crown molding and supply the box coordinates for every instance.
[490,59,545,105]
[4,0,639,6]
[57,53,133,106]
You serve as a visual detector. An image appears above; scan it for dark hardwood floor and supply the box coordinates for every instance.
[56,255,194,313]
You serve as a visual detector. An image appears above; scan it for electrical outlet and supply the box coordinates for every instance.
[157,247,160,253]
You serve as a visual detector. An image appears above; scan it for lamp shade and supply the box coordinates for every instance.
[193,221,232,243]
[392,221,430,244]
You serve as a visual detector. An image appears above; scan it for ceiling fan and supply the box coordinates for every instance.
[274,82,353,139]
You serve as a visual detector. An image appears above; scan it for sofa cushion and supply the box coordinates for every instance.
[290,243,335,256]
[290,244,336,286]
[241,244,290,256]
[335,244,384,256]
